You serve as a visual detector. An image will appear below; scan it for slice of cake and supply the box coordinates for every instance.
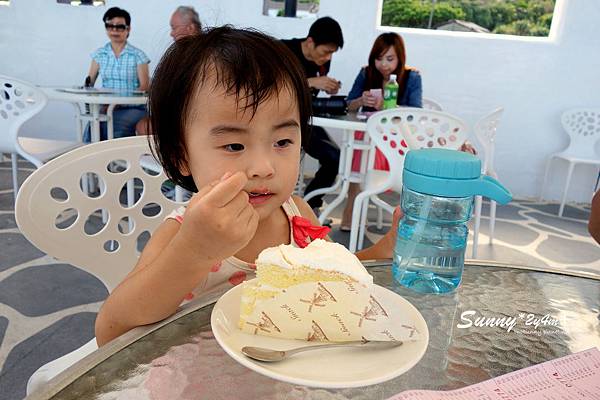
[239,239,408,342]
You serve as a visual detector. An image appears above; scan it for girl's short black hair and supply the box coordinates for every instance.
[149,26,312,192]
[103,7,131,26]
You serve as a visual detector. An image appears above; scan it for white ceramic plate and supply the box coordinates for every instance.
[211,284,429,388]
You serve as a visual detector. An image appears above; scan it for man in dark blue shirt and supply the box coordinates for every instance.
[282,17,344,214]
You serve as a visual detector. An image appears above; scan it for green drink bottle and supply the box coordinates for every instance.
[383,74,399,109]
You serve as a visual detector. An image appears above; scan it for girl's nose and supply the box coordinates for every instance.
[248,155,275,179]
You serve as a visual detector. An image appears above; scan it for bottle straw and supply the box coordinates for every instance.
[396,194,432,279]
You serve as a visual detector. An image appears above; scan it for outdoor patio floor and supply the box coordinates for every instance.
[0,158,598,399]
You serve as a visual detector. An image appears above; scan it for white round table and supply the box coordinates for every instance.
[41,87,148,142]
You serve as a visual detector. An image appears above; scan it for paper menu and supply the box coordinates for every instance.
[387,347,600,400]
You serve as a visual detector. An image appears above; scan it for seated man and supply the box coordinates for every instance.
[281,17,344,214]
[136,5,202,135]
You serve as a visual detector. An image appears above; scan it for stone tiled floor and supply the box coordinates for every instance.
[0,158,598,399]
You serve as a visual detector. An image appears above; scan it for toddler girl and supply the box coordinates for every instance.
[95,26,400,346]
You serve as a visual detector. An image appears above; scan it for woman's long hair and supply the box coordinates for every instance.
[364,33,409,100]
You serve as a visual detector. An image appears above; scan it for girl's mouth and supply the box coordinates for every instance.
[248,191,274,205]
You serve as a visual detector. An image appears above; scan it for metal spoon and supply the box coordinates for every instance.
[242,340,403,362]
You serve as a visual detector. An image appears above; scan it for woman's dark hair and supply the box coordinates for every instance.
[103,7,131,26]
[308,16,344,48]
[365,32,411,101]
[149,26,312,192]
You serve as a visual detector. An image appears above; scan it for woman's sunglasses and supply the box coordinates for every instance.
[104,23,128,32]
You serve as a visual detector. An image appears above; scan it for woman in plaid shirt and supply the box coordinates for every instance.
[84,7,149,141]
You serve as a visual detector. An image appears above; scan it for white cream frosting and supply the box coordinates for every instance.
[257,239,373,285]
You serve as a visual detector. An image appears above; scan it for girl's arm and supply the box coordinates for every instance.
[137,63,150,91]
[347,68,367,112]
[95,219,215,346]
[95,172,259,346]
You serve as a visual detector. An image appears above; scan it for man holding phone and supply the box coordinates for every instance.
[282,17,344,215]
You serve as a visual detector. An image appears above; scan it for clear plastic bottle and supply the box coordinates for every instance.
[383,74,399,110]
[393,188,472,294]
[392,149,512,294]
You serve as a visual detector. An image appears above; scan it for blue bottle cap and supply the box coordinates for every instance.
[403,149,512,204]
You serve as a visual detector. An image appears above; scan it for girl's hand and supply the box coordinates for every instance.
[361,91,376,108]
[178,171,259,262]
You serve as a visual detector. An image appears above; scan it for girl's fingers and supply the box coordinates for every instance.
[204,171,248,208]
[187,179,219,208]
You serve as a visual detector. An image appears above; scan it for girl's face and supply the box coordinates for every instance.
[374,46,399,81]
[183,79,302,221]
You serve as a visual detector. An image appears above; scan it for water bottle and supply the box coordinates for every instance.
[383,74,399,109]
[393,148,512,294]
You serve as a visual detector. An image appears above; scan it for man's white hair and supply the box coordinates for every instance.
[175,6,201,31]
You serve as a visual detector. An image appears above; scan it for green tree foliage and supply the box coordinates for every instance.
[382,0,465,29]
[382,0,555,36]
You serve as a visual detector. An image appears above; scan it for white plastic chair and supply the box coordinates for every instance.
[15,136,188,395]
[349,108,469,252]
[540,108,600,217]
[472,107,504,258]
[0,75,82,202]
[422,97,443,111]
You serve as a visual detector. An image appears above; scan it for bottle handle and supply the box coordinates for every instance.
[476,175,512,205]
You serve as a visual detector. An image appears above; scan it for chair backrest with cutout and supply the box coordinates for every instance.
[0,75,48,154]
[15,136,188,291]
[366,108,469,191]
[560,108,600,160]
[422,97,443,111]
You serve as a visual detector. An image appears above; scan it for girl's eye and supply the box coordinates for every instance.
[275,139,293,148]
[224,143,244,152]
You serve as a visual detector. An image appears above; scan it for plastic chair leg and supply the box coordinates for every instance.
[376,205,384,230]
[472,195,482,258]
[348,192,366,253]
[489,200,497,244]
[11,153,19,203]
[175,185,184,202]
[558,162,575,217]
[357,198,370,250]
[540,157,553,201]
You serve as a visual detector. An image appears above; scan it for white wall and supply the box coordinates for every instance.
[1,0,598,202]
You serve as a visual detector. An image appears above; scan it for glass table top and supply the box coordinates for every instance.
[35,262,600,400]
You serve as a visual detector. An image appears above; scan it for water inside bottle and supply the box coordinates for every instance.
[392,221,466,294]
